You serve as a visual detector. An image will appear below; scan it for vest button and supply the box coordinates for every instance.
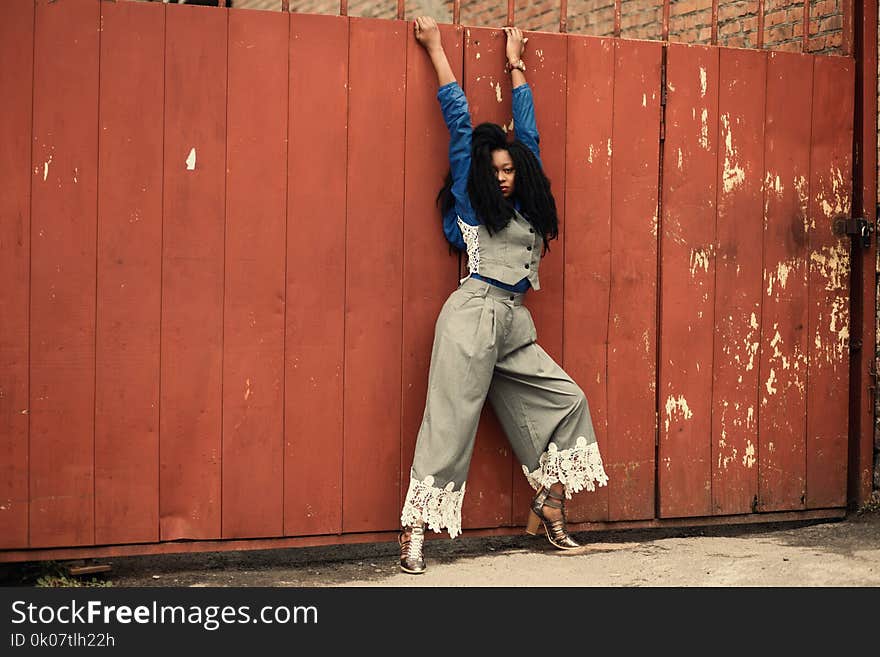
[509,295,515,301]
[529,228,534,233]
[524,264,530,269]
[527,246,532,251]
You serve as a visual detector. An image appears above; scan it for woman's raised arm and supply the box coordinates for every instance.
[504,27,541,164]
[504,26,528,90]
[413,16,456,88]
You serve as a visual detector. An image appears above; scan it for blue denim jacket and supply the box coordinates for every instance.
[437,81,542,293]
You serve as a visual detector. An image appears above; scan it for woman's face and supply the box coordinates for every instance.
[491,148,515,198]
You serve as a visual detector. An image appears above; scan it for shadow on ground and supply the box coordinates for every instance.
[5,509,877,587]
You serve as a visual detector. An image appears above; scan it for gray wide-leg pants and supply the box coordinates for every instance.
[401,277,609,538]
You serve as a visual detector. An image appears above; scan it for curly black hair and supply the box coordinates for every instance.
[437,122,559,252]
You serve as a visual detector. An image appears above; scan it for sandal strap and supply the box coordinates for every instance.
[545,487,566,501]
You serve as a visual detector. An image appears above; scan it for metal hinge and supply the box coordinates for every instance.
[869,363,878,409]
[832,215,874,248]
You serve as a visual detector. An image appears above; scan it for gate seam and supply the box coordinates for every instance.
[653,43,667,520]
[94,0,104,548]
[219,6,230,539]
[26,0,36,549]
[604,37,616,521]
[281,6,291,538]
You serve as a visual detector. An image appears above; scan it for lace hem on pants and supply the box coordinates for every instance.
[522,437,609,499]
[400,475,466,539]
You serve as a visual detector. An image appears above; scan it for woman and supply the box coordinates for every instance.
[399,16,608,574]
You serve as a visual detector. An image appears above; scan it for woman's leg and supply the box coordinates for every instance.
[401,280,500,540]
[488,325,607,547]
[490,341,607,496]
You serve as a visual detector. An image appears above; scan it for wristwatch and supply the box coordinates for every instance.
[507,59,526,73]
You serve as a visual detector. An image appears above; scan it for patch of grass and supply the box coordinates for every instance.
[33,562,113,588]
[856,490,880,516]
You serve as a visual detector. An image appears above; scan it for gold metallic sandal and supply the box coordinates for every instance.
[525,487,581,550]
[398,524,426,574]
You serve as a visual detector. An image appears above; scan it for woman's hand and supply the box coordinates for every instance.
[414,16,455,87]
[414,16,443,52]
[503,26,527,66]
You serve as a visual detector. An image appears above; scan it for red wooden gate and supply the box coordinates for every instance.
[0,0,856,559]
[658,45,853,517]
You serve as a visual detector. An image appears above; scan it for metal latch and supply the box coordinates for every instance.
[832,215,874,248]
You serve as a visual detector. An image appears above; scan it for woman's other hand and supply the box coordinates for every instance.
[414,16,442,52]
[503,26,527,66]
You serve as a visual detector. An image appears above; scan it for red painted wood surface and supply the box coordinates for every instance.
[606,39,662,521]
[284,15,348,536]
[399,23,464,513]
[509,29,569,525]
[160,4,227,540]
[0,0,33,550]
[460,26,515,529]
[711,48,766,515]
[658,44,718,518]
[29,0,100,548]
[806,56,854,508]
[562,35,615,524]
[222,7,287,539]
[95,0,163,545]
[521,32,567,371]
[285,13,348,536]
[758,51,812,512]
[342,17,406,533]
[0,3,860,557]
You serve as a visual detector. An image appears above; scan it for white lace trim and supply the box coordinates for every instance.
[400,475,466,539]
[457,217,480,276]
[521,437,609,499]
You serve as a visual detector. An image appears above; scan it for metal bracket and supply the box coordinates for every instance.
[832,215,874,248]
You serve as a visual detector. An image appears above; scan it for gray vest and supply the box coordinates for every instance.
[457,210,542,290]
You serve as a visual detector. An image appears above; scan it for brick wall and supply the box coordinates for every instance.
[227,0,843,55]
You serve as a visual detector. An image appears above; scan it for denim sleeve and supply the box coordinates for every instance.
[438,82,478,246]
[512,83,541,167]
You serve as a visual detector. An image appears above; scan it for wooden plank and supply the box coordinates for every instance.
[561,35,615,524]
[509,29,569,526]
[0,0,34,550]
[711,48,766,515]
[284,13,348,537]
[519,32,566,370]
[222,7,287,539]
[606,38,662,521]
[400,23,464,514]
[757,51,812,512]
[342,17,406,533]
[658,43,718,518]
[805,55,854,509]
[29,0,100,548]
[160,3,227,540]
[95,0,164,545]
[460,26,514,529]
[66,564,110,576]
